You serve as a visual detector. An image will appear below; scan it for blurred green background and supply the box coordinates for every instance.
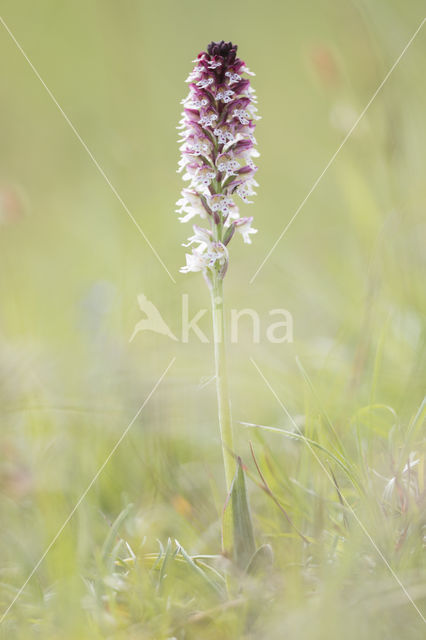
[0,1,425,638]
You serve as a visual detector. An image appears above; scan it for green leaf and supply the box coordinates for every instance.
[246,544,274,577]
[157,537,178,593]
[223,458,256,571]
[222,222,236,246]
[175,539,224,597]
[242,422,360,490]
[406,396,426,442]
[101,503,134,569]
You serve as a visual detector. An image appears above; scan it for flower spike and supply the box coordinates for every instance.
[177,41,259,279]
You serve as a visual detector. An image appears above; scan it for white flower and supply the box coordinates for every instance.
[176,189,206,223]
[178,136,211,158]
[180,242,228,274]
[216,154,240,176]
[199,113,218,127]
[191,97,209,109]
[236,183,257,203]
[233,109,250,125]
[180,248,210,273]
[196,77,214,89]
[206,242,228,268]
[193,166,216,188]
[213,125,234,145]
[182,225,212,248]
[207,60,222,69]
[185,68,201,83]
[216,89,235,103]
[209,194,233,214]
[234,217,257,244]
[225,71,242,84]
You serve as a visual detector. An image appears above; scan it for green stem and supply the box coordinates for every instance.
[210,275,235,492]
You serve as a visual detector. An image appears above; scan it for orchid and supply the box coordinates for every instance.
[175,44,260,572]
[177,40,260,279]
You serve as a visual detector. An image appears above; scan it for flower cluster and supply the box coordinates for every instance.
[177,41,259,280]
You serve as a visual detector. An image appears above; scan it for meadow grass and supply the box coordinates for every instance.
[0,1,425,638]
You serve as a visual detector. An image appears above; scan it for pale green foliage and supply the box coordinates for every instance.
[0,0,425,638]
